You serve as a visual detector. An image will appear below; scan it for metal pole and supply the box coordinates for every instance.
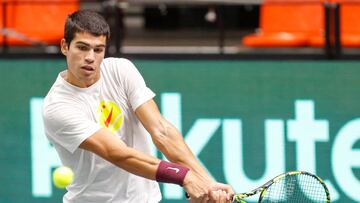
[324,2,341,59]
[333,3,341,58]
[216,5,225,54]
[324,2,333,59]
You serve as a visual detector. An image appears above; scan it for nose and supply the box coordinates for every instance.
[85,50,95,63]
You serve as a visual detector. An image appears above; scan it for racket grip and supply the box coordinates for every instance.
[185,192,190,200]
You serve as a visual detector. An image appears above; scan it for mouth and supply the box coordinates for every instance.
[81,65,95,72]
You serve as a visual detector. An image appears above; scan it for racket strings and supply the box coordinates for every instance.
[261,173,328,202]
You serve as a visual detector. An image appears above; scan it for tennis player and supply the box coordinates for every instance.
[43,9,233,203]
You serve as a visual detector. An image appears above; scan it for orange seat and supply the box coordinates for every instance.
[0,0,79,46]
[335,0,360,47]
[308,35,325,47]
[243,0,325,48]
[308,0,360,47]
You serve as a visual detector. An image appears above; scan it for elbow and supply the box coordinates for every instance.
[151,125,174,153]
[151,124,186,163]
[150,119,171,146]
[151,130,169,150]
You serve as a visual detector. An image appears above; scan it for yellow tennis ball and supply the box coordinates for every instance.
[52,166,74,189]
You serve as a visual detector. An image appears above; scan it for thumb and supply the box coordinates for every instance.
[210,183,234,200]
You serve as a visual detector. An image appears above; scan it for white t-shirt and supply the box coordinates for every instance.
[43,58,162,203]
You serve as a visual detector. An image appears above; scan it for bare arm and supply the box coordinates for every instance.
[135,99,234,201]
[135,99,212,182]
[79,128,160,180]
[79,99,233,201]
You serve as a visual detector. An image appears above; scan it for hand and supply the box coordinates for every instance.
[209,190,231,203]
[183,171,234,203]
[183,171,211,202]
[209,182,234,202]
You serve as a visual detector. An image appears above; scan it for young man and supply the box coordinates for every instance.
[43,10,233,203]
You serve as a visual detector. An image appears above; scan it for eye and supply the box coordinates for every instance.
[77,45,89,51]
[94,48,104,53]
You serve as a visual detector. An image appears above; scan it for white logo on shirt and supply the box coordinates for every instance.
[166,167,180,173]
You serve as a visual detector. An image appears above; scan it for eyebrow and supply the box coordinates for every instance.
[75,41,106,48]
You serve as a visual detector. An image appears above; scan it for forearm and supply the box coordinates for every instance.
[134,100,234,201]
[110,148,190,186]
[80,128,160,180]
[80,128,191,185]
[109,146,160,180]
[152,121,213,182]
[134,99,213,181]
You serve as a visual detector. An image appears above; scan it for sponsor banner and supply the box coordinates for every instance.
[0,59,359,202]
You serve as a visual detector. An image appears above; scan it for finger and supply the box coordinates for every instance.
[226,185,235,199]
[189,195,198,203]
[188,193,202,203]
[214,183,235,200]
[211,183,230,192]
[219,190,227,203]
[227,188,235,201]
[208,190,217,201]
[224,190,232,203]
[216,190,223,203]
[211,184,234,201]
[190,196,203,203]
[215,190,223,203]
[201,195,210,203]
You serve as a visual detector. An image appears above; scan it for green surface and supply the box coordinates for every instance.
[0,59,359,202]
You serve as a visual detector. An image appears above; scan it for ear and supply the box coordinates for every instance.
[60,39,69,56]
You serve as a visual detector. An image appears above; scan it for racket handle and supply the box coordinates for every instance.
[185,192,190,200]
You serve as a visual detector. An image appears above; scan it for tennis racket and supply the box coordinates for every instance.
[233,171,330,203]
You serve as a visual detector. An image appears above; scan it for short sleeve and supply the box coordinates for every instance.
[113,58,155,111]
[43,102,102,153]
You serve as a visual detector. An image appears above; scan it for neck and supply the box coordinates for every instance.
[63,70,100,88]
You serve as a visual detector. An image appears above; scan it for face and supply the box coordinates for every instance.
[61,32,106,88]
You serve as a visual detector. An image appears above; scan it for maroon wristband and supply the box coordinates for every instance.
[155,160,190,186]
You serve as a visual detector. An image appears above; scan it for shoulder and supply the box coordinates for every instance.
[101,57,136,70]
[43,84,83,122]
[101,57,140,79]
[43,95,88,133]
[43,94,81,120]
[44,81,77,109]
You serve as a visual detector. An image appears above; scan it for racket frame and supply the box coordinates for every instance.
[233,171,331,203]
